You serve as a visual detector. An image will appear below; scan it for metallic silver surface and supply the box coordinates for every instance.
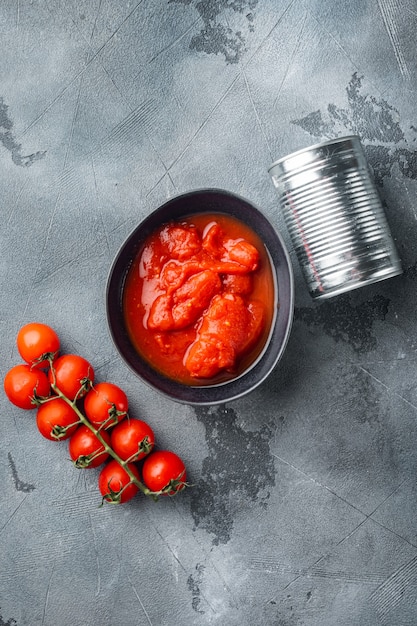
[269,136,403,299]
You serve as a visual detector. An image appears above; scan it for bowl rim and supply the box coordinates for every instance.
[106,187,294,405]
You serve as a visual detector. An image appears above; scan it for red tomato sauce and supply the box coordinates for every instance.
[123,213,276,385]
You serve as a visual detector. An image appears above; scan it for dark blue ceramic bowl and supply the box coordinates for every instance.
[106,189,294,405]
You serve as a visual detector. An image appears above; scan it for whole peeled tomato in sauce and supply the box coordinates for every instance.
[184,293,265,379]
[123,213,275,385]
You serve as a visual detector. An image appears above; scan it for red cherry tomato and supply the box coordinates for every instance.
[4,364,50,410]
[16,323,60,368]
[84,382,128,429]
[98,460,140,504]
[110,418,155,462]
[142,450,186,495]
[36,398,79,440]
[49,354,94,401]
[69,425,110,468]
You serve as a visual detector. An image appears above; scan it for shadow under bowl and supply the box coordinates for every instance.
[106,189,294,405]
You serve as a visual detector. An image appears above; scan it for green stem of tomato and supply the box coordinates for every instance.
[47,361,157,500]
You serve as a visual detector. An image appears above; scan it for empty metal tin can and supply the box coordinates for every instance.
[268,136,402,300]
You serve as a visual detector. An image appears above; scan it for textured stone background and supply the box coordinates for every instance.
[1,1,417,625]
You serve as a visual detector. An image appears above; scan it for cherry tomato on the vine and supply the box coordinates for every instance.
[17,323,60,368]
[36,398,79,441]
[110,418,155,462]
[142,450,186,495]
[69,425,110,468]
[98,460,140,504]
[4,364,50,410]
[84,382,128,429]
[49,354,94,401]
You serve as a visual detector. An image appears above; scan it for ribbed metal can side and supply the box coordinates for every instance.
[269,136,402,299]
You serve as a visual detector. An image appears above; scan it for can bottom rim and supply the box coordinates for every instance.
[311,265,403,300]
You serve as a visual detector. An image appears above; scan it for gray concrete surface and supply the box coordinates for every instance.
[1,1,417,624]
